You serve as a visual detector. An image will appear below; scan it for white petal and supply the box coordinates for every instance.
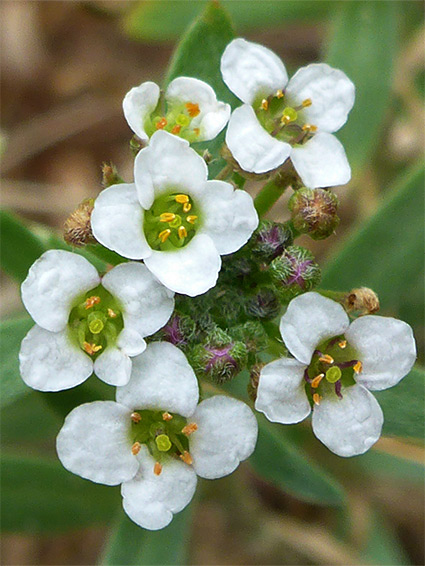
[91,183,150,260]
[345,316,417,391]
[56,401,138,485]
[102,262,174,338]
[286,63,355,133]
[199,180,259,255]
[116,342,199,417]
[280,292,350,365]
[134,130,208,210]
[255,358,311,424]
[166,77,230,141]
[312,384,383,457]
[21,250,100,332]
[94,347,132,386]
[291,133,351,189]
[226,105,291,174]
[122,81,160,141]
[19,325,93,392]
[220,38,288,104]
[190,396,258,479]
[144,234,221,297]
[121,446,197,531]
[117,328,147,357]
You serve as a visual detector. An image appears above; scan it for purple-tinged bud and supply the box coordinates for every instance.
[251,220,293,262]
[288,188,339,240]
[270,246,321,300]
[63,198,96,247]
[246,287,280,319]
[156,313,196,347]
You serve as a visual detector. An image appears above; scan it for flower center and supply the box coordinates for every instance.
[67,285,123,358]
[130,409,197,475]
[304,335,363,403]
[144,98,201,142]
[144,192,200,251]
[255,90,316,146]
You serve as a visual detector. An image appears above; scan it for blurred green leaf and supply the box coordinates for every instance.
[326,1,398,172]
[322,162,425,330]
[251,416,346,506]
[377,366,425,439]
[101,505,193,565]
[356,449,424,485]
[361,509,411,565]
[1,453,119,533]
[123,0,332,42]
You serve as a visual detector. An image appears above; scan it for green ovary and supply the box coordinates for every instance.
[143,100,202,143]
[67,285,124,358]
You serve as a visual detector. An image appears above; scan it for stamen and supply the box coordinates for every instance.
[171,124,182,134]
[311,373,324,388]
[186,215,197,224]
[319,354,334,365]
[131,412,141,424]
[260,98,269,111]
[155,434,172,452]
[313,393,322,405]
[178,226,187,239]
[131,441,141,455]
[175,194,189,204]
[281,107,298,124]
[302,124,318,133]
[162,412,173,421]
[275,89,284,99]
[179,451,193,465]
[155,117,167,130]
[302,98,312,107]
[154,462,162,476]
[107,308,117,318]
[85,296,101,310]
[186,102,200,117]
[181,423,198,436]
[335,380,343,399]
[160,212,176,223]
[83,342,102,355]
[303,368,311,383]
[158,229,171,243]
[183,202,192,212]
[338,340,347,349]
[354,361,363,374]
[193,128,200,136]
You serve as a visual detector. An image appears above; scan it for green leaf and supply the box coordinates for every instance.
[326,1,398,172]
[361,509,411,565]
[101,505,193,565]
[376,366,425,440]
[321,162,425,330]
[356,449,424,485]
[0,210,46,282]
[250,416,346,506]
[1,453,120,533]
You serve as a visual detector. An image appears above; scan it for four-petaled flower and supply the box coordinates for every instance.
[255,292,416,456]
[123,77,231,144]
[91,130,259,296]
[19,250,174,390]
[56,342,258,530]
[221,38,355,187]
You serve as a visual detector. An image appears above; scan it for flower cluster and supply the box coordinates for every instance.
[18,37,416,531]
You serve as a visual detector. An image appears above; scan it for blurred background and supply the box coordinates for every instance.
[1,1,424,564]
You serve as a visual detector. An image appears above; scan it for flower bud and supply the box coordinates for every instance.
[248,363,264,402]
[270,246,321,300]
[101,162,123,188]
[229,321,268,353]
[63,198,96,247]
[344,287,380,315]
[130,135,147,156]
[155,313,196,347]
[251,220,293,262]
[246,287,280,319]
[288,188,339,240]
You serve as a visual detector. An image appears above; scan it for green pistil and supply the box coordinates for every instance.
[325,366,342,383]
[156,434,172,452]
[144,100,201,142]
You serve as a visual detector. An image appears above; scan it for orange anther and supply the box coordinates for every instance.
[83,342,102,355]
[260,99,269,111]
[276,89,284,99]
[131,442,141,455]
[162,412,173,421]
[319,354,334,365]
[85,296,101,309]
[171,124,182,134]
[155,117,167,130]
[338,340,347,349]
[185,102,200,117]
[354,361,363,374]
[313,393,322,405]
[107,308,117,318]
[179,451,193,465]
[131,412,141,424]
[181,423,198,436]
[193,128,200,136]
[311,373,324,389]
[154,461,162,475]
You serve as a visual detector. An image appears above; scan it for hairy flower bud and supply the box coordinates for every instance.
[270,246,321,300]
[101,162,123,188]
[246,287,281,319]
[248,363,264,402]
[344,287,380,315]
[288,188,339,240]
[63,198,96,247]
[251,220,292,262]
[230,321,268,353]
[155,313,196,347]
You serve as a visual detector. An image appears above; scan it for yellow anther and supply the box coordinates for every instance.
[178,226,187,239]
[155,117,167,130]
[131,442,141,455]
[107,308,117,318]
[85,296,101,310]
[276,89,284,99]
[313,393,322,406]
[302,98,312,107]
[171,124,181,134]
[162,412,173,421]
[160,212,176,223]
[158,229,171,243]
[175,194,189,204]
[354,361,363,374]
[182,423,198,436]
[179,451,193,465]
[183,202,192,212]
[338,340,347,349]
[154,461,162,476]
[319,354,334,365]
[281,115,291,125]
[311,373,324,389]
[186,215,197,224]
[186,102,200,117]
[83,342,102,355]
[131,412,141,424]
[260,98,269,111]
[310,125,317,133]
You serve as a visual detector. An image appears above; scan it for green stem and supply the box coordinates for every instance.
[254,178,288,217]
[215,163,233,180]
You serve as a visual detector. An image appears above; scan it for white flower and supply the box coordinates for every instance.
[123,77,231,144]
[221,38,355,187]
[255,292,416,457]
[91,130,259,297]
[56,341,258,530]
[19,250,174,391]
